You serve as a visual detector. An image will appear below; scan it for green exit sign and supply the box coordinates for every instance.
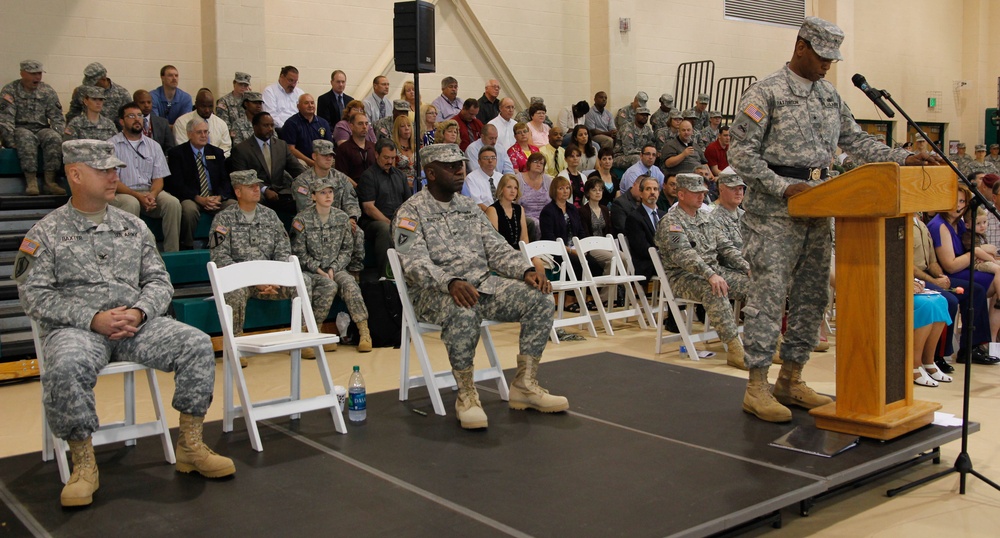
[928,97,937,108]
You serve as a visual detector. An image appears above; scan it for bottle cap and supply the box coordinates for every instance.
[353,365,360,371]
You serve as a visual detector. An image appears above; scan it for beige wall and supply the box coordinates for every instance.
[2,0,998,145]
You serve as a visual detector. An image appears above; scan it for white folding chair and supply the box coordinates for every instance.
[616,232,658,326]
[572,235,649,335]
[32,320,175,484]
[388,248,509,417]
[519,239,598,343]
[207,255,345,452]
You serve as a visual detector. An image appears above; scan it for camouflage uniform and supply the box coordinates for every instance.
[393,188,553,370]
[684,108,710,131]
[613,120,654,169]
[614,105,636,132]
[709,204,744,250]
[66,62,130,125]
[985,145,1000,169]
[14,140,214,441]
[63,88,117,142]
[216,72,251,134]
[653,126,678,157]
[230,110,255,145]
[208,175,297,336]
[650,94,674,132]
[0,79,64,173]
[656,192,750,342]
[728,63,911,368]
[291,206,368,324]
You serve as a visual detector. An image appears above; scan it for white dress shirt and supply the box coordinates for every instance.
[262,82,303,128]
[465,138,514,175]
[488,115,517,150]
[464,168,503,206]
[172,111,233,157]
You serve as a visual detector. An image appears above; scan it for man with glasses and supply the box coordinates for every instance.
[463,145,503,211]
[477,79,501,123]
[728,16,942,423]
[620,144,664,194]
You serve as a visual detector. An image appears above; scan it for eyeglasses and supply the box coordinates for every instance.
[123,113,142,119]
[480,156,497,162]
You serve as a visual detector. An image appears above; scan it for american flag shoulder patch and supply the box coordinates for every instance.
[214,225,229,235]
[668,224,683,233]
[19,238,40,255]
[743,103,765,123]
[397,218,418,232]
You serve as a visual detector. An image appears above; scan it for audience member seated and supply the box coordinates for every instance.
[66,62,131,125]
[62,86,116,142]
[585,91,617,150]
[612,105,653,169]
[614,91,648,131]
[228,111,306,214]
[507,122,539,173]
[658,174,679,213]
[964,207,1000,277]
[291,178,372,352]
[488,97,517,149]
[0,60,66,195]
[557,146,587,207]
[515,97,551,126]
[431,76,462,121]
[151,65,192,127]
[710,169,745,249]
[620,143,664,194]
[694,164,717,201]
[518,152,553,241]
[434,119,460,145]
[557,100,589,135]
[698,111,723,151]
[540,126,566,177]
[682,93,711,131]
[526,102,551,148]
[215,71,251,137]
[400,81,416,122]
[109,102,182,251]
[486,174,529,250]
[280,93,333,167]
[477,79,501,124]
[705,125,730,177]
[165,117,235,249]
[624,175,663,280]
[588,147,620,206]
[567,125,599,171]
[912,280,953,387]
[611,173,642,236]
[364,76,391,125]
[373,100,411,141]
[466,124,514,175]
[229,91,266,145]
[419,103,438,148]
[358,138,411,275]
[661,120,707,176]
[133,89,176,152]
[392,115,418,189]
[580,176,612,239]
[317,70,353,130]
[334,112,377,187]
[173,89,233,157]
[463,145,502,209]
[262,66,303,129]
[540,175,591,281]
[333,99,375,147]
[456,98,483,151]
[649,93,675,132]
[657,174,751,369]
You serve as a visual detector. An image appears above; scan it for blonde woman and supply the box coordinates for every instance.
[392,115,417,188]
[420,103,438,147]
[485,174,529,250]
[434,119,459,144]
[400,81,416,122]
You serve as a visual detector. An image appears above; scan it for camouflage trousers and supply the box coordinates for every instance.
[40,317,215,441]
[412,278,554,370]
[612,154,640,170]
[741,212,832,369]
[303,271,368,324]
[667,267,750,342]
[7,127,61,172]
[224,286,297,336]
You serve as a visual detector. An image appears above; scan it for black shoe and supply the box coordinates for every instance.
[956,347,1000,365]
[663,315,680,333]
[934,357,955,374]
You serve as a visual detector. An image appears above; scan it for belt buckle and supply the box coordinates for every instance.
[809,168,821,181]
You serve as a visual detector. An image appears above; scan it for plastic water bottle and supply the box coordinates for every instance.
[680,345,687,355]
[348,365,367,422]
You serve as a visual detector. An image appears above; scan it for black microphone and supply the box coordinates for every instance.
[852,74,895,118]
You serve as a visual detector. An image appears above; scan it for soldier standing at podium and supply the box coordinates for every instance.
[728,16,943,423]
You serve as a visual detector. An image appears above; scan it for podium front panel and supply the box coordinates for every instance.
[884,217,907,405]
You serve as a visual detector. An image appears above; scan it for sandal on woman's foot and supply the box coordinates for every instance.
[564,302,580,313]
[923,364,953,383]
[913,367,939,387]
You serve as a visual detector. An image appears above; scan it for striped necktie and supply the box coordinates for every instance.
[196,151,210,197]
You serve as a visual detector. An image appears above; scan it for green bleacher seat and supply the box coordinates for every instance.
[161,250,210,284]
[0,149,21,176]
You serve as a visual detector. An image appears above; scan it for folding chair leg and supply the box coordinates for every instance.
[635,283,656,327]
[227,349,264,452]
[575,287,598,337]
[289,350,302,421]
[414,329,448,416]
[399,327,412,401]
[223,351,234,433]
[591,284,615,335]
[674,302,700,361]
[144,369,176,464]
[314,348,347,435]
[481,326,509,401]
[623,282,649,329]
[123,370,137,447]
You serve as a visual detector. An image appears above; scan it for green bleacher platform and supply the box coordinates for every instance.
[0,149,22,176]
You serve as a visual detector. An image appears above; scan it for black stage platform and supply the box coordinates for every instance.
[0,353,972,537]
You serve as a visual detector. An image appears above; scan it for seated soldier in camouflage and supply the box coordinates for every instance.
[290,177,372,352]
[230,92,266,145]
[62,86,118,142]
[209,169,324,362]
[0,60,66,196]
[393,143,565,430]
[15,140,235,508]
[656,173,751,370]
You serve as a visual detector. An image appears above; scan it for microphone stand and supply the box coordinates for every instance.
[876,88,1000,497]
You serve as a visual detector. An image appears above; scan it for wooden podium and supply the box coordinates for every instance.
[788,163,956,440]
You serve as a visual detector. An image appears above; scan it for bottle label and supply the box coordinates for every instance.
[349,390,366,411]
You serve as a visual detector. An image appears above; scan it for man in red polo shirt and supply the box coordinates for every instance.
[704,125,730,177]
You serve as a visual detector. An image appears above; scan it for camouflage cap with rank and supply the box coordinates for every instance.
[83,62,107,78]
[697,93,711,104]
[62,140,126,169]
[393,99,411,112]
[992,144,999,150]
[668,110,683,120]
[636,106,651,115]
[682,109,699,119]
[234,72,251,85]
[676,173,708,192]
[976,144,987,152]
[242,91,263,103]
[709,110,722,118]
[420,143,468,168]
[717,167,746,187]
[635,91,648,105]
[311,176,336,193]
[312,139,335,156]
[958,142,967,149]
[20,60,44,73]
[659,93,674,107]
[798,16,844,61]
[230,169,263,186]
[79,85,105,99]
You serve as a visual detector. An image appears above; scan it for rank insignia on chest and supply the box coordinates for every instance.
[292,220,304,232]
[743,103,765,123]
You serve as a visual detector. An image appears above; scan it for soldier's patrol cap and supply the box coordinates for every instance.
[635,91,648,104]
[234,72,251,85]
[20,60,44,73]
[636,106,651,115]
[312,139,335,156]
[976,144,987,152]
[83,62,107,78]
[659,93,674,106]
[80,85,105,99]
[697,93,711,104]
[682,109,698,119]
[62,140,126,169]
[958,142,967,149]
[709,110,722,118]
[797,16,844,61]
[242,91,263,103]
[311,177,336,192]
[420,143,468,168]
[230,170,263,186]
[668,110,683,120]
[529,96,544,105]
[676,173,708,192]
[992,144,999,150]
[393,99,411,112]
[717,167,745,187]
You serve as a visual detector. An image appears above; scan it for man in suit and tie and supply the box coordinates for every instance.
[317,70,353,130]
[227,111,306,214]
[133,89,175,152]
[624,175,663,280]
[655,173,750,369]
[165,117,235,249]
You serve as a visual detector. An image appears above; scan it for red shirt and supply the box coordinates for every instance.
[704,140,729,171]
[457,117,484,151]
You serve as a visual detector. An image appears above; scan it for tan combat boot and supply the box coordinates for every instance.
[743,367,792,423]
[356,320,373,353]
[726,337,747,370]
[453,367,488,429]
[508,354,569,412]
[301,347,316,359]
[61,437,99,507]
[324,341,338,352]
[772,361,833,409]
[43,171,66,195]
[176,414,236,478]
[23,172,39,196]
